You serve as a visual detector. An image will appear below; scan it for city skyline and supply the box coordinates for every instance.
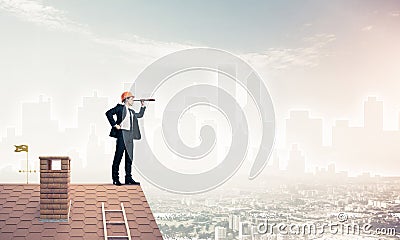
[0,92,398,185]
[1,1,400,142]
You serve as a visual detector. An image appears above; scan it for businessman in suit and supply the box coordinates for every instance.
[105,91,146,186]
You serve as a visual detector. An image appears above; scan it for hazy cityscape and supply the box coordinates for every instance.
[147,173,400,239]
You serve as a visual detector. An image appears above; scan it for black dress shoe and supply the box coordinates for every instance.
[113,180,122,186]
[125,178,140,185]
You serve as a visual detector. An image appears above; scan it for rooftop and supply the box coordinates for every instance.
[0,184,163,240]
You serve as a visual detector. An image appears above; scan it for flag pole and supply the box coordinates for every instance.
[26,151,28,184]
[15,144,35,184]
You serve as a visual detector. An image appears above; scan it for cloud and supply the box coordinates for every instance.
[362,25,373,31]
[0,0,193,60]
[0,0,335,71]
[0,0,89,34]
[389,11,400,17]
[92,34,192,61]
[242,34,336,70]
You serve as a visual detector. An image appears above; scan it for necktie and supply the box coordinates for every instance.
[129,109,133,131]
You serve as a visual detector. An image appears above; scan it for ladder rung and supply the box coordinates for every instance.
[102,202,132,240]
[107,221,125,224]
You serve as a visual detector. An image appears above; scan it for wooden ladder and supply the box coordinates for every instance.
[101,202,132,240]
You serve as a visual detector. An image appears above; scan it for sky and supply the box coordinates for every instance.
[0,0,400,180]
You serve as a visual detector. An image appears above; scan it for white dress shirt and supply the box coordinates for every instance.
[120,105,132,130]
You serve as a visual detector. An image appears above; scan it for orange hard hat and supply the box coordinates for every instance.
[121,91,134,102]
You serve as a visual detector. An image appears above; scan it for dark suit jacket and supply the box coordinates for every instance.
[105,104,146,139]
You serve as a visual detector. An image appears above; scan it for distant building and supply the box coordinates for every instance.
[215,226,227,240]
[238,221,252,239]
[287,144,305,175]
[22,96,59,138]
[232,215,241,232]
[364,96,383,131]
[285,111,323,151]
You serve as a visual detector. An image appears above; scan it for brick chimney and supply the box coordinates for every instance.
[39,156,71,221]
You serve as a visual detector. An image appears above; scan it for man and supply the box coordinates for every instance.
[105,91,146,186]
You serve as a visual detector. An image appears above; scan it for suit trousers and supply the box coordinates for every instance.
[112,130,134,180]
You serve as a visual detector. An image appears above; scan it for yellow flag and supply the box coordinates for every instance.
[14,145,28,152]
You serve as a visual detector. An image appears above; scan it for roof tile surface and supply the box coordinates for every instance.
[0,184,163,240]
